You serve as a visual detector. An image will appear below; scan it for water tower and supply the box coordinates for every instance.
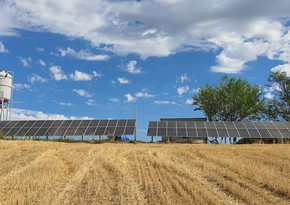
[0,70,13,121]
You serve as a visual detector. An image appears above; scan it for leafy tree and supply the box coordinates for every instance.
[192,76,264,143]
[193,75,264,122]
[265,71,290,121]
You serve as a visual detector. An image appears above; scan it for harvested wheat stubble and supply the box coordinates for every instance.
[0,141,289,205]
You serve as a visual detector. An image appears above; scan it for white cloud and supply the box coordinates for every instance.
[49,66,100,81]
[135,91,154,98]
[35,47,44,52]
[49,66,68,81]
[70,70,100,81]
[185,98,194,105]
[124,94,136,103]
[57,47,109,61]
[86,99,97,106]
[264,93,274,100]
[192,88,200,93]
[11,108,91,120]
[177,86,189,96]
[271,64,290,76]
[38,59,46,67]
[154,100,177,105]
[109,98,119,103]
[92,71,102,77]
[125,90,154,103]
[20,57,32,68]
[60,102,73,106]
[0,41,8,53]
[29,74,47,84]
[72,89,92,98]
[2,1,290,73]
[124,60,142,74]
[14,83,31,90]
[177,74,189,83]
[117,77,130,84]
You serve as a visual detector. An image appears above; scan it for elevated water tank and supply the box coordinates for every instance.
[0,70,13,103]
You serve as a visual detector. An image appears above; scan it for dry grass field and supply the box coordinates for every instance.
[0,141,289,205]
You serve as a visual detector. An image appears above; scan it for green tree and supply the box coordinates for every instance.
[192,76,264,143]
[265,71,290,121]
[193,75,264,122]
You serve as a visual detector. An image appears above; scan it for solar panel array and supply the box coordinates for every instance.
[147,121,290,139]
[0,119,135,137]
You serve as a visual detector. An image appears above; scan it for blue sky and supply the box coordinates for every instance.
[0,0,290,141]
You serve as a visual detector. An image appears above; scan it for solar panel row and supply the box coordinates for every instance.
[0,119,135,137]
[147,121,290,139]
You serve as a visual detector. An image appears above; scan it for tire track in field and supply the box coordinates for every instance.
[150,149,241,205]
[51,147,99,205]
[134,152,170,205]
[200,151,290,202]
[0,148,71,205]
[191,150,289,205]
[0,144,46,178]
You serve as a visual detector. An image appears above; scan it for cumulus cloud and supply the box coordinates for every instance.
[72,89,92,98]
[49,66,100,81]
[109,98,119,103]
[154,100,176,105]
[0,41,8,53]
[35,47,44,52]
[49,66,68,81]
[11,108,91,120]
[29,74,47,84]
[177,86,189,96]
[14,83,31,90]
[117,77,130,84]
[264,92,274,100]
[60,102,73,106]
[271,64,290,76]
[86,99,97,106]
[57,47,109,61]
[177,74,189,83]
[2,1,290,73]
[185,98,194,105]
[135,91,154,98]
[124,94,136,103]
[124,90,154,103]
[70,70,101,81]
[123,60,142,74]
[38,59,46,67]
[20,57,32,68]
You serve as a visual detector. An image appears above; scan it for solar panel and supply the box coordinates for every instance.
[258,129,272,138]
[282,122,290,129]
[186,121,195,128]
[216,129,229,137]
[157,127,167,136]
[0,119,136,137]
[247,129,262,138]
[167,121,176,127]
[177,128,187,137]
[167,128,177,136]
[117,120,126,126]
[187,128,197,137]
[147,121,290,139]
[207,129,219,137]
[194,121,205,127]
[279,129,290,138]
[227,129,240,138]
[127,120,135,127]
[196,128,207,137]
